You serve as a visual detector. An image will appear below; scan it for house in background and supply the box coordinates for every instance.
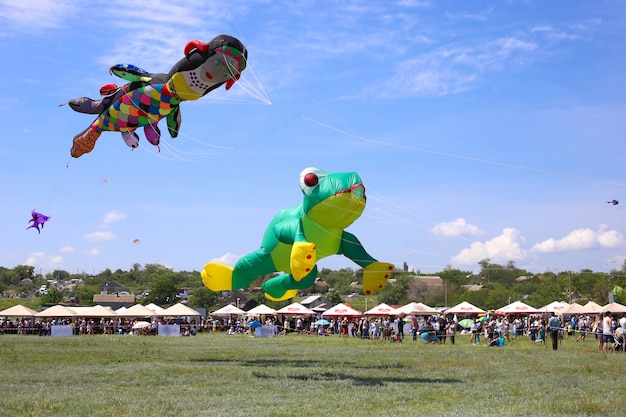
[100,280,129,295]
[92,294,135,310]
[300,295,332,313]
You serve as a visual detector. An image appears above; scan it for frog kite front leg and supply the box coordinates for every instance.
[201,167,394,301]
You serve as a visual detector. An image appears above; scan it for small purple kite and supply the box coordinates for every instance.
[27,209,50,234]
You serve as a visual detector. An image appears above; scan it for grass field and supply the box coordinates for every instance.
[0,332,623,417]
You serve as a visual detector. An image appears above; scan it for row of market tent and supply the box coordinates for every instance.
[0,302,201,318]
[209,301,441,317]
[210,299,626,318]
[3,299,625,320]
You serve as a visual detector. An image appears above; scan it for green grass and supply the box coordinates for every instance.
[0,332,623,416]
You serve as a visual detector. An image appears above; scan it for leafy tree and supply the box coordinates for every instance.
[320,268,356,294]
[41,288,64,304]
[48,269,70,282]
[439,267,472,288]
[1,269,19,287]
[377,275,411,305]
[13,265,35,280]
[325,288,343,305]
[74,286,99,306]
[144,278,178,305]
[188,287,221,310]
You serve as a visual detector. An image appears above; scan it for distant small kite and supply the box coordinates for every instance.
[606,200,619,205]
[102,179,110,183]
[27,210,50,234]
[132,239,140,244]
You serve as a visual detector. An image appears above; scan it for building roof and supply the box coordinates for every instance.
[93,294,136,303]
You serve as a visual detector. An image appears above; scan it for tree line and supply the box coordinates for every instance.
[1,259,625,311]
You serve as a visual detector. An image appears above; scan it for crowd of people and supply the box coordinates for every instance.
[0,316,202,336]
[2,310,626,351]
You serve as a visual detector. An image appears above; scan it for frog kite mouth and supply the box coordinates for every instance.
[306,183,366,229]
[201,167,394,301]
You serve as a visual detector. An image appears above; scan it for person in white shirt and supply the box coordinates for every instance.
[602,312,614,353]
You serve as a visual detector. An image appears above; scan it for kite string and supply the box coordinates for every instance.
[122,52,271,161]
[297,115,626,188]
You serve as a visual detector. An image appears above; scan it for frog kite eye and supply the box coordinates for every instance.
[201,167,395,301]
[65,34,247,158]
[300,167,327,196]
[304,173,318,187]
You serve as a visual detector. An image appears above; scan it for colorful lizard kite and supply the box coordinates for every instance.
[68,34,247,157]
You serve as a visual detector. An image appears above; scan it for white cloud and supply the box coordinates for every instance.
[210,253,240,266]
[84,231,117,242]
[431,218,482,238]
[24,252,44,266]
[530,225,624,253]
[60,246,75,253]
[378,35,537,98]
[86,248,101,256]
[0,0,77,30]
[103,210,126,224]
[452,228,527,266]
[531,25,584,41]
[24,252,63,268]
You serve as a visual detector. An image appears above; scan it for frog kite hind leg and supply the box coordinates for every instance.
[201,167,394,301]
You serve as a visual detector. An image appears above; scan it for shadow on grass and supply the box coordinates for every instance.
[189,358,324,367]
[189,358,408,370]
[254,371,464,386]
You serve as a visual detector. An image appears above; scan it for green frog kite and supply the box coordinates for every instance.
[201,167,394,301]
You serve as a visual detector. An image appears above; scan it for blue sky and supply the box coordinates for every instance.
[1,0,625,277]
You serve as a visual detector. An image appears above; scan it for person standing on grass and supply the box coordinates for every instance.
[470,319,480,345]
[295,317,303,334]
[548,312,561,350]
[619,313,626,352]
[603,311,614,353]
[396,316,404,340]
[447,318,456,345]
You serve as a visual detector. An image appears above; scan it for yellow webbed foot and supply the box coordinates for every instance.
[362,262,394,295]
[201,262,234,292]
[290,241,316,281]
[264,289,298,301]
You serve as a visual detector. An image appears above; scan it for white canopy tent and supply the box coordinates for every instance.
[443,301,486,315]
[145,303,165,315]
[561,302,585,315]
[69,305,117,317]
[540,301,570,313]
[599,302,626,314]
[395,302,439,315]
[580,301,603,314]
[35,305,77,318]
[159,303,201,317]
[0,304,38,317]
[363,303,397,316]
[276,302,316,316]
[322,303,362,317]
[494,301,541,315]
[115,304,157,318]
[245,304,277,316]
[211,304,246,317]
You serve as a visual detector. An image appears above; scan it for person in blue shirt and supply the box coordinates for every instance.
[548,312,561,350]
